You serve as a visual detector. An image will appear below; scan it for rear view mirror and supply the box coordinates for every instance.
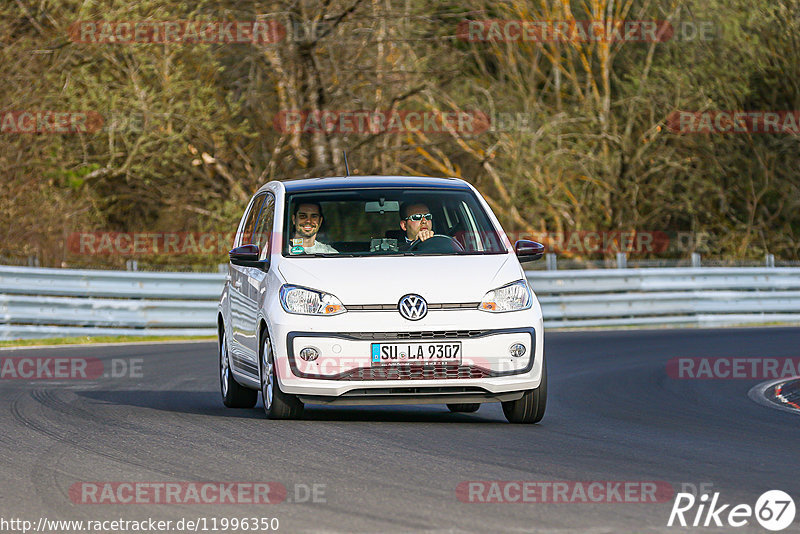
[365,199,399,214]
[514,240,545,262]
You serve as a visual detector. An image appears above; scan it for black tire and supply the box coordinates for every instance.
[502,357,547,424]
[220,330,258,408]
[261,334,304,420]
[447,403,480,413]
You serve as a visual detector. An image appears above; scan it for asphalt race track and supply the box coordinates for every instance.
[1,327,799,533]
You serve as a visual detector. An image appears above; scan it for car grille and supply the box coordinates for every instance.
[337,363,491,381]
[345,303,479,311]
[346,330,489,341]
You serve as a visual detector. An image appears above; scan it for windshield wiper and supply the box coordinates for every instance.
[313,253,359,257]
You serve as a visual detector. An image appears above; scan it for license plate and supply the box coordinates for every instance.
[371,342,462,365]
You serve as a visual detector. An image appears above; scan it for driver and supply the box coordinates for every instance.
[291,202,337,254]
[398,202,434,250]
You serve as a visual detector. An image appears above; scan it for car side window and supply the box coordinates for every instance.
[254,194,275,260]
[457,200,481,251]
[237,193,266,247]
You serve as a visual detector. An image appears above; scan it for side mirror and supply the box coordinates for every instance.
[514,240,544,262]
[229,244,269,270]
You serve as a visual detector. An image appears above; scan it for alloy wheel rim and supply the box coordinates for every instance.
[262,338,273,410]
[220,333,229,397]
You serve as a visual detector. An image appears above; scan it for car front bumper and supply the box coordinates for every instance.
[266,306,545,400]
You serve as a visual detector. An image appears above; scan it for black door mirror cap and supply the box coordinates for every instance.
[230,244,269,270]
[514,240,545,262]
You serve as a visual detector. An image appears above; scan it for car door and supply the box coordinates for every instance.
[229,193,266,376]
[241,193,276,365]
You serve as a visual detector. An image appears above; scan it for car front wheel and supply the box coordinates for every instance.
[501,358,547,424]
[261,335,304,420]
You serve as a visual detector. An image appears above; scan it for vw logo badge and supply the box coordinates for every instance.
[398,294,428,321]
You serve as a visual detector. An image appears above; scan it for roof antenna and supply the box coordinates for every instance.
[343,150,350,177]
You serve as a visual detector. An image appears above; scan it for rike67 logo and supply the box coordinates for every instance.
[668,490,795,531]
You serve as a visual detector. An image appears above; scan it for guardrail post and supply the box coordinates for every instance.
[218,263,228,273]
[545,253,558,271]
[616,252,627,269]
[691,253,701,267]
[125,259,138,271]
[766,254,775,267]
[26,255,39,267]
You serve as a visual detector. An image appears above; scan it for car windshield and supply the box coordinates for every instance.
[282,188,507,257]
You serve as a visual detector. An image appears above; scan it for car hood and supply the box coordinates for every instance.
[277,254,523,305]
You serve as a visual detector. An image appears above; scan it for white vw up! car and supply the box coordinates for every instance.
[217,176,546,423]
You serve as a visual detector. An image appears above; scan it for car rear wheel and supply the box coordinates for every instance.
[220,330,258,408]
[447,403,480,413]
[501,358,547,424]
[261,335,304,419]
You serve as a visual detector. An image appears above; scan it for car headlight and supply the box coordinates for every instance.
[280,285,347,316]
[479,280,532,312]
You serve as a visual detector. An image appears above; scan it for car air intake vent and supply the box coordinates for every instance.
[349,330,489,340]
[338,364,491,381]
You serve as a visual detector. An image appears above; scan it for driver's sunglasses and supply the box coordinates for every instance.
[404,213,433,222]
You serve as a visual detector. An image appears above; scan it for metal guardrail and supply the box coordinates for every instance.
[0,265,223,339]
[527,267,800,328]
[0,266,223,300]
[2,265,800,339]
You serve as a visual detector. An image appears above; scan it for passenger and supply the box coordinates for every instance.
[398,203,434,250]
[291,202,337,254]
